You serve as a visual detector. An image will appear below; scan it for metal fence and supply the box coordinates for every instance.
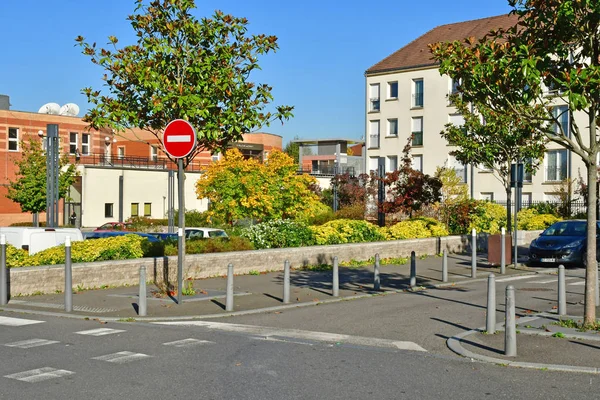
[494,200,589,218]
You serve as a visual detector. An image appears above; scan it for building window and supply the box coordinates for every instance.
[131,203,139,217]
[449,78,461,105]
[412,117,423,146]
[448,114,465,145]
[369,120,380,149]
[388,156,398,172]
[104,203,113,218]
[388,81,398,99]
[144,203,151,217]
[8,127,19,151]
[412,155,423,172]
[212,153,220,162]
[369,157,379,173]
[412,79,424,107]
[480,192,494,201]
[117,146,125,159]
[522,192,532,207]
[448,155,467,183]
[545,149,568,181]
[523,158,533,183]
[552,106,569,136]
[81,133,90,155]
[369,83,380,112]
[69,132,78,155]
[150,145,158,161]
[387,119,398,136]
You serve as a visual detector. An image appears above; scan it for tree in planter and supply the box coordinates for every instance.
[7,139,77,220]
[430,0,600,325]
[195,148,323,225]
[435,165,469,204]
[381,138,442,218]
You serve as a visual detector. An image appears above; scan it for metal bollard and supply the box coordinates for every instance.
[226,263,234,312]
[558,265,566,316]
[596,268,599,307]
[500,227,506,275]
[65,236,73,313]
[504,285,517,356]
[0,234,7,305]
[410,251,416,288]
[283,260,290,304]
[486,273,496,334]
[374,253,381,291]
[139,266,147,316]
[332,256,339,297]
[442,249,448,283]
[471,228,477,278]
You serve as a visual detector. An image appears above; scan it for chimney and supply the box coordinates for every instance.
[0,95,10,110]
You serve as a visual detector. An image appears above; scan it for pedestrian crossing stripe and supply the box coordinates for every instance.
[163,338,214,347]
[75,328,126,336]
[0,316,44,327]
[5,339,59,349]
[4,367,74,383]
[92,351,151,364]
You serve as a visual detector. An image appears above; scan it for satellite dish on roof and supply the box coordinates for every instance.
[59,103,80,117]
[38,103,61,115]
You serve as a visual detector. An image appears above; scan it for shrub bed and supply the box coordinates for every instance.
[517,209,560,230]
[310,219,385,245]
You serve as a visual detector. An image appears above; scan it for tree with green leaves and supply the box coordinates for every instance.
[283,136,301,165]
[7,139,77,218]
[430,0,600,325]
[76,0,293,164]
[428,86,547,232]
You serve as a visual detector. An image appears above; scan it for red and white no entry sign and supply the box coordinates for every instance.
[163,119,197,158]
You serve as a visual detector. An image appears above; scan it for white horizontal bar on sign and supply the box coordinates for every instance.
[166,135,192,143]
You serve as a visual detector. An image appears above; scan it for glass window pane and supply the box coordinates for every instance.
[144,203,151,216]
[131,203,139,217]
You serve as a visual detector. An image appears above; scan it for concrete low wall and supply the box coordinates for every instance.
[6,231,542,296]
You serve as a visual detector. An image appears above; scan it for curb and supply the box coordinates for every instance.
[447,316,600,374]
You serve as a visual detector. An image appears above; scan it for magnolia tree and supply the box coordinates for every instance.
[430,0,600,325]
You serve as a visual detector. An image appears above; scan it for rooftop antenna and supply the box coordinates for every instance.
[59,103,80,117]
[37,103,61,115]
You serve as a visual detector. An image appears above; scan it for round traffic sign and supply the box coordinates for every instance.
[163,119,197,159]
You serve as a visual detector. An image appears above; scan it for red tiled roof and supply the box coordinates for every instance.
[365,14,519,75]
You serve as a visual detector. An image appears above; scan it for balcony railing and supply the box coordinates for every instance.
[70,153,207,172]
[297,166,356,177]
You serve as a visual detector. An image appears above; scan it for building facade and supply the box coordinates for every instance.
[0,101,282,227]
[364,14,584,206]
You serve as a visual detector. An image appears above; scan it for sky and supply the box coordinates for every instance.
[0,0,512,146]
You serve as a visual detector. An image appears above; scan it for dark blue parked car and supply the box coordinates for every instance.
[528,220,600,268]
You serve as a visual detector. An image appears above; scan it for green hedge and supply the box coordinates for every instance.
[381,217,449,240]
[240,220,315,249]
[517,209,560,230]
[310,219,385,245]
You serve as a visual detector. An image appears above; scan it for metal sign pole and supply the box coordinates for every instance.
[177,158,185,304]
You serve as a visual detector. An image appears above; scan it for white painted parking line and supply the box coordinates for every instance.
[92,351,151,364]
[0,316,44,327]
[495,275,537,283]
[4,367,74,383]
[568,281,586,286]
[5,339,60,349]
[163,338,214,348]
[75,328,126,336]
[156,321,427,352]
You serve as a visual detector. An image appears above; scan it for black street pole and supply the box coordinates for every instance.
[46,124,59,228]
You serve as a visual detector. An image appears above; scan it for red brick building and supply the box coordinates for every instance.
[0,100,282,226]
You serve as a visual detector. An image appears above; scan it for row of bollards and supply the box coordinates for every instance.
[485,273,517,356]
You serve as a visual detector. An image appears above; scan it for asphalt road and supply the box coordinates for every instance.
[2,295,600,400]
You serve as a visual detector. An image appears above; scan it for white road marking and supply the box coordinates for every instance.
[495,275,537,283]
[75,328,126,336]
[155,321,426,352]
[4,367,74,383]
[166,135,192,143]
[5,339,60,349]
[529,277,579,284]
[163,338,214,348]
[568,281,586,286]
[92,351,151,364]
[0,316,44,327]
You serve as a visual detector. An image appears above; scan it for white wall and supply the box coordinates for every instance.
[80,166,207,227]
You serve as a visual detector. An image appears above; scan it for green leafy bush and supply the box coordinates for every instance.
[164,236,254,255]
[334,203,366,220]
[241,220,315,249]
[469,202,506,234]
[126,216,168,231]
[517,209,561,230]
[6,245,28,268]
[310,219,385,245]
[381,217,449,240]
[527,202,559,216]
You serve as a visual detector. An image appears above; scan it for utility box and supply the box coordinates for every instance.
[488,234,512,265]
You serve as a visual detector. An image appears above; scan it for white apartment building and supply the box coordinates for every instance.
[364,14,585,205]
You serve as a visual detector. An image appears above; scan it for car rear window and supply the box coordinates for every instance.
[208,230,227,238]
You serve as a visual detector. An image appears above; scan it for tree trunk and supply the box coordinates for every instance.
[506,187,512,233]
[584,119,598,325]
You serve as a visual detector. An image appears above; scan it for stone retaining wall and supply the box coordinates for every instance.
[6,231,541,296]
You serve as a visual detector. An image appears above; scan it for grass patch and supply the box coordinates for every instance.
[552,332,565,338]
[552,318,600,332]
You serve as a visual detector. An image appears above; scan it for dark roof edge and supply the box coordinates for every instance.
[365,63,439,77]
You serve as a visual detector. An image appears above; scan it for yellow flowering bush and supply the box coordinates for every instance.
[381,217,449,240]
[517,208,560,230]
[310,219,385,245]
